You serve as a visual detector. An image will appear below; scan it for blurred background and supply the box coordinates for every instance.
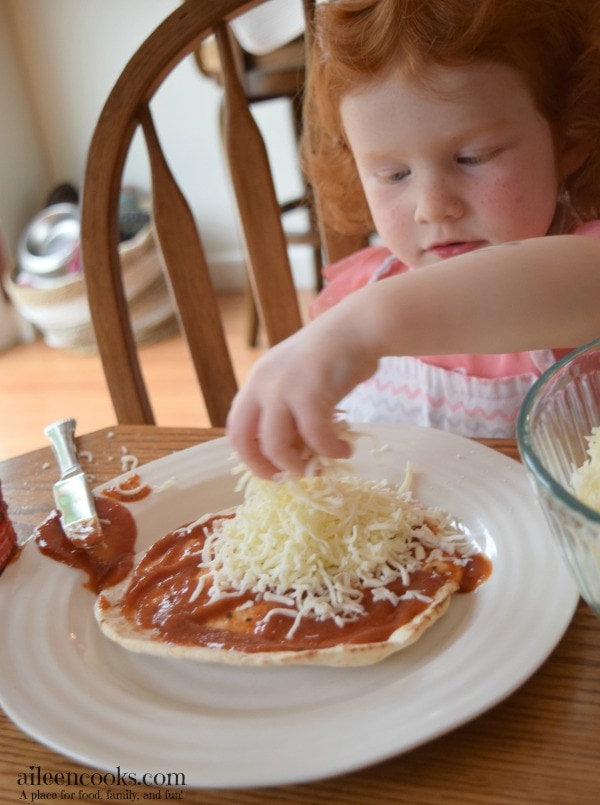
[0,0,311,294]
[0,0,313,461]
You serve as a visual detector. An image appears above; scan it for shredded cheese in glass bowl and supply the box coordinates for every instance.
[518,338,600,617]
[570,427,600,513]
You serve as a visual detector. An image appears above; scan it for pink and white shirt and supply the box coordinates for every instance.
[311,222,600,438]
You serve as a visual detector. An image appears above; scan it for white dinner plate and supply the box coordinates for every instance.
[0,424,578,789]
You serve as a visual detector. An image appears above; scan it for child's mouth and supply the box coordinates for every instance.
[427,241,487,259]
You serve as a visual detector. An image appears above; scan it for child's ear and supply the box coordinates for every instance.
[559,137,592,179]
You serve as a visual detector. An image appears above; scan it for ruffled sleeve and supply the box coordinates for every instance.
[573,220,600,237]
[309,246,406,318]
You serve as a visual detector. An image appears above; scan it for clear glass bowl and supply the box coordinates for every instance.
[518,338,600,615]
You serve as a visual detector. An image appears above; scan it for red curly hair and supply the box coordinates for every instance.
[302,0,600,235]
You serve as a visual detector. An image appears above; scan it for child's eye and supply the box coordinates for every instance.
[384,169,410,183]
[457,149,500,166]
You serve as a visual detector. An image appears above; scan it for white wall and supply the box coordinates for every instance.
[1,0,312,290]
[0,3,51,252]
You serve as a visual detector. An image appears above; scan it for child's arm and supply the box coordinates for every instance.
[227,235,600,478]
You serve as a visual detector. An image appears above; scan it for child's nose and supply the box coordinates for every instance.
[413,175,464,223]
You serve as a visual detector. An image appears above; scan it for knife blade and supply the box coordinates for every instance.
[44,418,104,548]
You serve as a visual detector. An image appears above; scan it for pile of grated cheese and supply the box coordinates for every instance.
[193,461,474,637]
[570,426,600,512]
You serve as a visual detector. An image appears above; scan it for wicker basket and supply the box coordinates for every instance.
[5,224,177,353]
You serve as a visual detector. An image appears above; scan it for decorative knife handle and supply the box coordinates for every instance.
[44,418,80,478]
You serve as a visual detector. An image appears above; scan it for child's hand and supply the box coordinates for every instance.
[227,308,379,479]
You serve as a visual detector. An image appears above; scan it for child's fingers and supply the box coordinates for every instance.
[226,397,281,479]
[228,388,352,478]
[295,407,353,465]
[258,403,353,476]
[258,404,310,477]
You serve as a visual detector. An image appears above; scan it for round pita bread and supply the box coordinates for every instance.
[94,510,462,666]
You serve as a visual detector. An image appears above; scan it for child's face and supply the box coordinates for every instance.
[340,61,564,268]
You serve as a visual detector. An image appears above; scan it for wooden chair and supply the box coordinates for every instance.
[195,2,323,346]
[196,26,322,273]
[81,0,309,427]
[194,25,323,346]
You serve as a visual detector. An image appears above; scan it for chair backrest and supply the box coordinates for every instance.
[81,0,310,427]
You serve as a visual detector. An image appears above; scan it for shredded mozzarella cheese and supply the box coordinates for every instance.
[121,454,139,472]
[197,461,472,636]
[570,426,600,512]
[152,477,176,494]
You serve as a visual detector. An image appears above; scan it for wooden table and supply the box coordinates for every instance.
[1,426,599,804]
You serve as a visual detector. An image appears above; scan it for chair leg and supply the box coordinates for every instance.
[307,187,323,291]
[245,95,323,346]
[291,93,323,293]
[246,278,260,347]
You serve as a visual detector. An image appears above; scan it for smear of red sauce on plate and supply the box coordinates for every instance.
[34,496,137,593]
[102,473,151,502]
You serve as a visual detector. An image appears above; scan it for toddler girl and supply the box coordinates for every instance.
[228,0,600,477]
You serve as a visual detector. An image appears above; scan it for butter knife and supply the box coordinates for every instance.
[44,418,104,548]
